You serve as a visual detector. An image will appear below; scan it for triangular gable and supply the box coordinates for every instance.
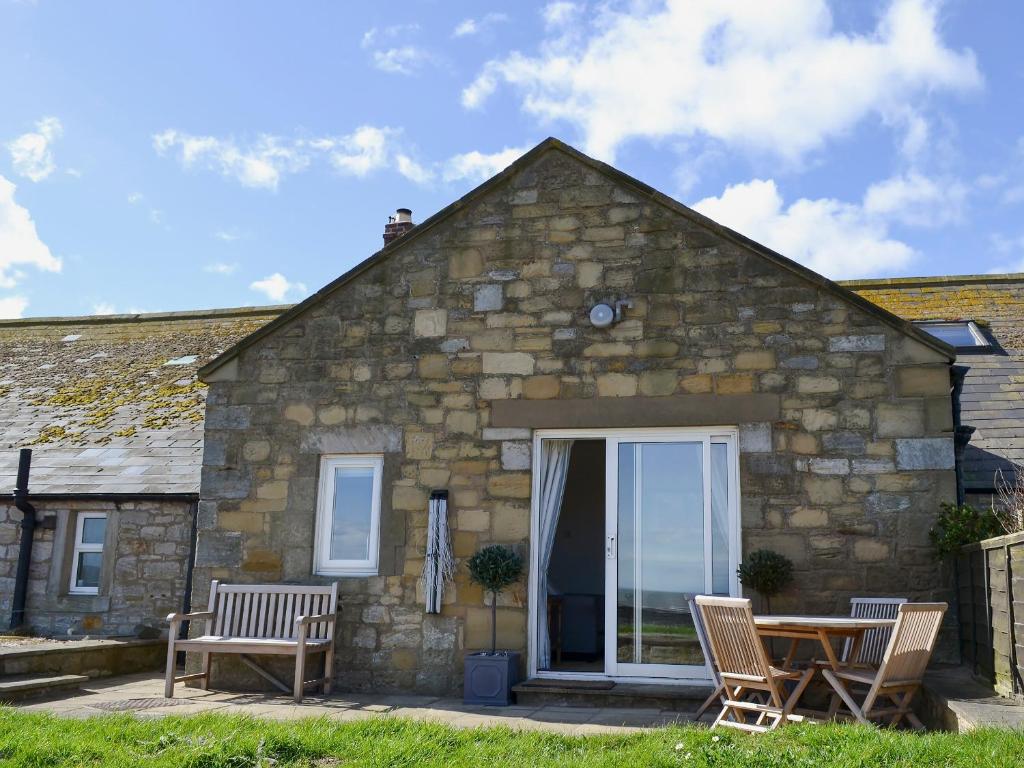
[200,137,953,381]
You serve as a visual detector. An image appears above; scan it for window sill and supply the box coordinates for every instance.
[313,568,379,578]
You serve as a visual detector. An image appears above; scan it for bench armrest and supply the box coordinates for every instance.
[295,613,337,627]
[166,610,215,623]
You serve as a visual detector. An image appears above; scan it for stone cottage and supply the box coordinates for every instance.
[0,306,279,635]
[192,138,959,695]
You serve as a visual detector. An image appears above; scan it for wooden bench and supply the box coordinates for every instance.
[165,580,338,703]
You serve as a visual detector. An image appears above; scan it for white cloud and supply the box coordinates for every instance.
[318,126,393,176]
[465,0,981,162]
[693,178,916,279]
[92,302,117,315]
[396,154,433,184]
[0,174,62,290]
[542,2,580,28]
[7,117,62,182]
[154,126,417,187]
[987,234,1024,273]
[361,24,420,49]
[204,262,238,275]
[127,192,144,204]
[250,273,307,302]
[0,296,28,319]
[442,146,530,183]
[372,46,437,75]
[453,13,509,38]
[361,23,439,75]
[153,129,309,190]
[863,172,968,227]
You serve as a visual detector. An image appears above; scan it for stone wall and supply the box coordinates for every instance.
[196,146,957,695]
[0,498,194,636]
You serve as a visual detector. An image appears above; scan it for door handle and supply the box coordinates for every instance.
[606,536,616,559]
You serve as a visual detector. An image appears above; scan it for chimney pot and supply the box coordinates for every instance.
[383,208,415,246]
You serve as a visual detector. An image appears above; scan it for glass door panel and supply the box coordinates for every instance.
[606,433,736,680]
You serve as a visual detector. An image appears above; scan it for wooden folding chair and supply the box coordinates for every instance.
[695,596,816,732]
[842,597,906,667]
[821,602,946,730]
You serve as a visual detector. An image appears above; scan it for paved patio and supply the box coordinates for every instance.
[9,672,708,734]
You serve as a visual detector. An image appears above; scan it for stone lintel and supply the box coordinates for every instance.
[490,394,780,429]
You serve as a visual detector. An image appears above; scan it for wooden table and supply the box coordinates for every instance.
[754,615,896,671]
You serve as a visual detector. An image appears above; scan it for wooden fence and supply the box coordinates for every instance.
[957,530,1024,698]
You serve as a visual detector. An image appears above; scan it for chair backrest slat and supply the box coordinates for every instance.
[845,597,907,666]
[206,582,337,639]
[695,596,773,681]
[876,603,946,686]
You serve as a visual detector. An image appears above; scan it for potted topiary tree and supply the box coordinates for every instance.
[737,549,794,614]
[463,544,523,705]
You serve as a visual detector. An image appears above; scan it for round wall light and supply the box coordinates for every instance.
[589,303,615,328]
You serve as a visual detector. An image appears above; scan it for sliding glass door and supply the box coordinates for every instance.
[604,432,737,679]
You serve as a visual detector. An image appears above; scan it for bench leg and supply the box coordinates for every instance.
[323,641,335,695]
[164,637,177,698]
[200,652,211,690]
[294,650,307,704]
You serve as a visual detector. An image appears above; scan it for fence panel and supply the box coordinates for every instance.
[958,531,1024,699]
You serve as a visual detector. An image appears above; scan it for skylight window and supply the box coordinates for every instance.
[163,355,198,366]
[914,321,989,349]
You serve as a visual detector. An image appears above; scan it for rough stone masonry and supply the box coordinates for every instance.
[194,142,957,695]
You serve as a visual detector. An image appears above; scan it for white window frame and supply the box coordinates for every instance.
[69,512,107,595]
[527,427,741,686]
[914,321,988,349]
[313,454,384,577]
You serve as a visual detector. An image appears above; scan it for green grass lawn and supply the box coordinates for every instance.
[0,709,1021,767]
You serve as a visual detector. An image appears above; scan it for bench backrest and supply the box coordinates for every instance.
[205,581,338,640]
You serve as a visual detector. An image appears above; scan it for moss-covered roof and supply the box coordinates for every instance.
[0,306,284,494]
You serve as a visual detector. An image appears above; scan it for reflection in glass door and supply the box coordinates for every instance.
[605,433,736,680]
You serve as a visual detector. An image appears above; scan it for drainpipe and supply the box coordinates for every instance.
[950,365,973,507]
[179,499,199,640]
[9,448,36,631]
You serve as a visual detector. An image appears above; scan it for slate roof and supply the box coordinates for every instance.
[843,274,1024,492]
[0,306,284,495]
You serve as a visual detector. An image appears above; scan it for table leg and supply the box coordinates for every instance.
[816,629,841,671]
[847,629,865,665]
[783,638,800,669]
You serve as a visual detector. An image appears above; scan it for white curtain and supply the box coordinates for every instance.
[423,492,454,614]
[536,439,574,670]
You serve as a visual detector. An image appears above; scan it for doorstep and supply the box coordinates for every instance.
[918,665,1024,731]
[513,678,713,711]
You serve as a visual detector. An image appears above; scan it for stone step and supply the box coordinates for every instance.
[513,678,712,711]
[0,674,89,703]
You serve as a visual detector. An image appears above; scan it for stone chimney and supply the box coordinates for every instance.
[383,208,414,246]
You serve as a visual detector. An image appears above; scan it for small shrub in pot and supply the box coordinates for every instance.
[463,544,523,705]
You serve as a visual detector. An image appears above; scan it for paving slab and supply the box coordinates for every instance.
[6,672,698,732]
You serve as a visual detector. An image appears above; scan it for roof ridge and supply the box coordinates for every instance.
[840,273,1024,289]
[0,304,293,328]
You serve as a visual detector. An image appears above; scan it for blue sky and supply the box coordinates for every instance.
[2,0,1023,318]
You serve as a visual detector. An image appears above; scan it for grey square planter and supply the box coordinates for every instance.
[463,651,520,706]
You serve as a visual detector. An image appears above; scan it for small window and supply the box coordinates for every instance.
[914,321,989,350]
[69,513,107,594]
[313,455,383,576]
